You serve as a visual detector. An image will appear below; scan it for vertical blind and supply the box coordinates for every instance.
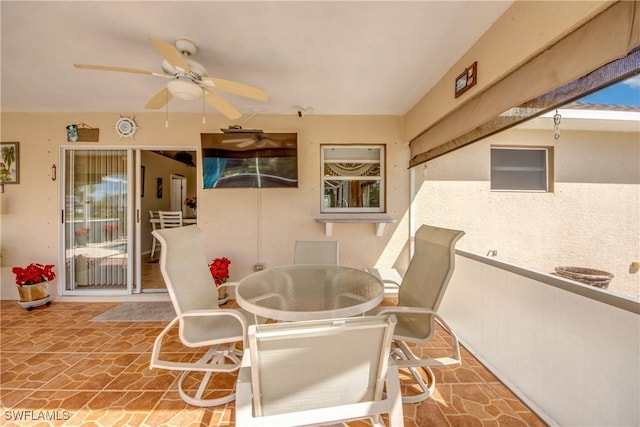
[65,149,129,289]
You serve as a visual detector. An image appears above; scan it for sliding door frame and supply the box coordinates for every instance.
[58,146,134,296]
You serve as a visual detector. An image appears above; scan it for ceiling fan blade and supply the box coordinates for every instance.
[198,79,215,89]
[145,88,173,109]
[204,77,268,101]
[236,140,257,148]
[222,137,253,144]
[205,91,242,120]
[73,64,167,77]
[149,37,190,73]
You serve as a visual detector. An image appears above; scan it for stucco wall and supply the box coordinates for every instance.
[414,126,640,299]
[0,112,410,299]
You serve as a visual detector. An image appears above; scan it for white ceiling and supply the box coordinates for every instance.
[1,1,513,118]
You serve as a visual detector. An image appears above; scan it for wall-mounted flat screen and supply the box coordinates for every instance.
[201,132,298,188]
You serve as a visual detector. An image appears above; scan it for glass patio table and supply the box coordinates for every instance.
[236,265,384,322]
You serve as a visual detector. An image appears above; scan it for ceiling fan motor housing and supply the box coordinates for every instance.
[168,79,202,100]
[175,37,197,56]
[162,59,208,79]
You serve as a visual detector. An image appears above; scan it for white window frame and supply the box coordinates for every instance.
[321,144,385,213]
[490,146,552,192]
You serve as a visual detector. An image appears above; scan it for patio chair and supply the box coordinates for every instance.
[159,210,183,229]
[150,225,254,407]
[235,315,403,427]
[293,240,339,265]
[369,224,465,403]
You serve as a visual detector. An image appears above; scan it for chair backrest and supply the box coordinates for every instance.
[152,225,219,318]
[397,224,465,340]
[149,210,159,230]
[247,315,396,417]
[159,210,183,229]
[293,240,339,265]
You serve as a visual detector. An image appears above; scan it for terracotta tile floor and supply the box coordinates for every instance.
[0,299,547,426]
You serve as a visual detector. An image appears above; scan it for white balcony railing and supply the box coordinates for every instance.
[440,250,640,427]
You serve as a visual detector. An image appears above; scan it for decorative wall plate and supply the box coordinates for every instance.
[115,115,139,139]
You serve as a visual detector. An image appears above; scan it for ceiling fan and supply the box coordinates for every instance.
[73,37,268,120]
[220,126,295,148]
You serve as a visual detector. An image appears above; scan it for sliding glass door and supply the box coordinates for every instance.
[60,148,133,295]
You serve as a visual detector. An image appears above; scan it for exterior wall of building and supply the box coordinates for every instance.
[413,126,640,299]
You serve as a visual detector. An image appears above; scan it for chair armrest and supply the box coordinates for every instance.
[177,308,249,346]
[150,308,248,373]
[370,305,461,366]
[178,308,248,326]
[217,282,238,299]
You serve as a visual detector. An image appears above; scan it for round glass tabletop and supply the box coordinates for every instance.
[236,265,384,321]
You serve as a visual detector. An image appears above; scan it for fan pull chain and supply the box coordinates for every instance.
[202,91,206,124]
[165,91,169,128]
[257,188,262,268]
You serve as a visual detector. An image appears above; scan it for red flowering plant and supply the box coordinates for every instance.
[209,257,230,287]
[12,263,56,287]
[74,227,90,237]
[184,196,197,209]
[103,224,117,240]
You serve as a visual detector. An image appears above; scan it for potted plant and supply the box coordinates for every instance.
[74,227,90,246]
[103,224,117,241]
[209,257,230,305]
[12,263,55,309]
[184,196,197,217]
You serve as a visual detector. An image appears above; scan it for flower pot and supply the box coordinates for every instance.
[555,266,614,289]
[217,286,229,305]
[18,281,50,302]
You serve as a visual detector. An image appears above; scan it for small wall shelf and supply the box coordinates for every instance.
[314,215,396,237]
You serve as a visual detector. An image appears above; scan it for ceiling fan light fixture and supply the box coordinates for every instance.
[167,79,202,101]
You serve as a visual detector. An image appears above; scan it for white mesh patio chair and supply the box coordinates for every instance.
[369,224,465,403]
[293,240,339,265]
[150,225,258,407]
[236,315,403,426]
[159,210,183,229]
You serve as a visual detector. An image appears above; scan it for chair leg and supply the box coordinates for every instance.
[370,415,384,427]
[176,344,243,407]
[150,236,158,259]
[391,341,436,404]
